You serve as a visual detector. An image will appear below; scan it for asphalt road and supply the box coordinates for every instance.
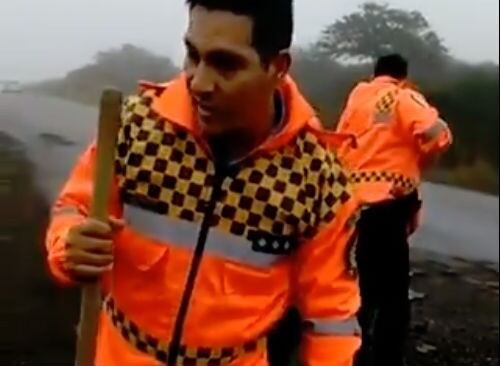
[413,183,499,268]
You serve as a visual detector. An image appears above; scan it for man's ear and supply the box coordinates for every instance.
[269,50,291,81]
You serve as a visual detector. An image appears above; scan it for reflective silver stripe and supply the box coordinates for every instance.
[124,204,281,268]
[51,206,82,217]
[421,119,446,143]
[123,204,199,248]
[307,317,361,336]
[205,229,280,268]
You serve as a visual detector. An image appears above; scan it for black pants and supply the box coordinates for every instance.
[267,307,302,366]
[355,191,421,366]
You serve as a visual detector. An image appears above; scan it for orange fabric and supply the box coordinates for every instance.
[301,336,361,366]
[45,74,360,366]
[294,197,361,329]
[96,312,269,366]
[336,76,453,204]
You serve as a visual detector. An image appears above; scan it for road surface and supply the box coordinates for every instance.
[0,92,498,365]
[413,184,499,268]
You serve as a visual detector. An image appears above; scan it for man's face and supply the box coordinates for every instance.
[184,6,284,138]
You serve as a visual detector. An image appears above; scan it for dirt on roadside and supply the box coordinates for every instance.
[407,250,499,366]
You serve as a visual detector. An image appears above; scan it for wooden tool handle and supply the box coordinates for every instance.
[74,89,122,366]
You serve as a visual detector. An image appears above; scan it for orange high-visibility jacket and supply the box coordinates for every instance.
[336,76,453,205]
[46,74,361,366]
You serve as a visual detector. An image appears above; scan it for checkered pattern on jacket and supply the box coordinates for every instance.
[111,87,354,363]
[103,297,266,365]
[115,91,353,247]
[350,170,417,195]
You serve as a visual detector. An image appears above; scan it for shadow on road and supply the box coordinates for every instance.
[0,132,79,365]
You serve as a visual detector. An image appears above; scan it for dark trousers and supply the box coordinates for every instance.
[355,191,421,366]
[267,307,302,366]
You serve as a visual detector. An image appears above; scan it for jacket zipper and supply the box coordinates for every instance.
[167,173,225,366]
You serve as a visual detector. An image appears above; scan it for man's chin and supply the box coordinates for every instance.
[196,112,216,130]
[197,117,227,137]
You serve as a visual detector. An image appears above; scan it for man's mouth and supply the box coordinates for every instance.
[195,100,214,119]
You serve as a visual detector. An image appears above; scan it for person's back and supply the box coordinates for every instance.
[337,54,453,366]
[337,56,452,204]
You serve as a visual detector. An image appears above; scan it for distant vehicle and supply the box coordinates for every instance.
[1,81,23,93]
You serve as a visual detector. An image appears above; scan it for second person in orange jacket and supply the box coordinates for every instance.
[336,54,453,366]
[45,1,361,365]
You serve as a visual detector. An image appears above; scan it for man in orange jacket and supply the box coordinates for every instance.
[336,54,453,366]
[45,1,362,365]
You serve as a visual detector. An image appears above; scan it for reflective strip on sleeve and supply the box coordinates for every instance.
[306,317,361,337]
[124,204,282,268]
[51,206,82,217]
[420,119,446,143]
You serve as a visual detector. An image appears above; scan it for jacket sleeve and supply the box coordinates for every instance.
[45,142,124,286]
[45,95,135,286]
[45,144,97,286]
[398,90,453,156]
[294,153,361,366]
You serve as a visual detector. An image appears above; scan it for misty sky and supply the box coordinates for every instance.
[1,0,499,81]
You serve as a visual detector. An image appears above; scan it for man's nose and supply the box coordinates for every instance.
[189,63,215,96]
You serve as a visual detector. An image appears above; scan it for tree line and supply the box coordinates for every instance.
[28,2,499,193]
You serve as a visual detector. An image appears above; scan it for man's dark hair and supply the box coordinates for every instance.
[186,0,293,61]
[374,54,409,80]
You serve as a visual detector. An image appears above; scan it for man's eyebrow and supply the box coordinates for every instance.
[207,48,245,60]
[184,35,247,57]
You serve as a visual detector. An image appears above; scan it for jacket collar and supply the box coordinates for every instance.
[373,76,401,85]
[151,73,317,152]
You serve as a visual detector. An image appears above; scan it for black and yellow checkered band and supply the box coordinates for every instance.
[350,171,418,195]
[116,93,353,242]
[375,89,397,114]
[103,296,266,365]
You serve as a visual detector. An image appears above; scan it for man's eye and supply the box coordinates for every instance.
[210,55,241,73]
[187,48,200,64]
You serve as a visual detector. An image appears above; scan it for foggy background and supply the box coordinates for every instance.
[1,0,499,82]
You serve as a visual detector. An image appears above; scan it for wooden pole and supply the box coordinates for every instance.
[74,89,122,366]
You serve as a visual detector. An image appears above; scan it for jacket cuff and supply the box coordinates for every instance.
[301,333,361,366]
